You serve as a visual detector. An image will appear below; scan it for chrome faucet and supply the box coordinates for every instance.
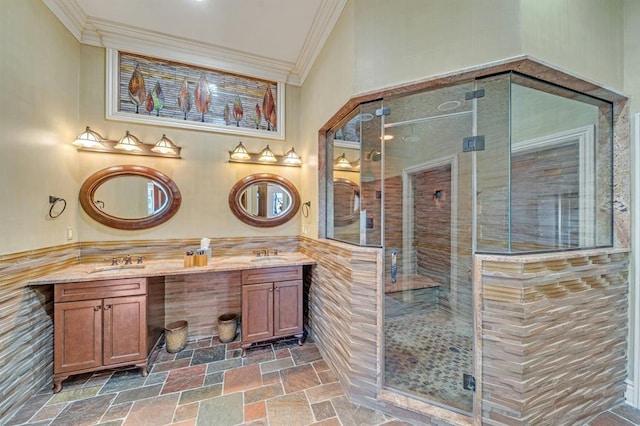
[106,255,135,265]
[254,249,279,257]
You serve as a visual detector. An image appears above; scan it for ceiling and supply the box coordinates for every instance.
[43,0,346,85]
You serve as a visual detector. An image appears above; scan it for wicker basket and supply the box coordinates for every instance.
[164,320,188,353]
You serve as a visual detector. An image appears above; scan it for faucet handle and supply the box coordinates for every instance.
[108,257,119,266]
[136,256,145,264]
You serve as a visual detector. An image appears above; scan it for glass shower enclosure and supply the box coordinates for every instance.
[325,72,613,415]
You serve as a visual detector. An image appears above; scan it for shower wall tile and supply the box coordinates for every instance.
[476,249,629,425]
[383,176,404,277]
[362,180,382,245]
[612,99,630,248]
[414,167,451,281]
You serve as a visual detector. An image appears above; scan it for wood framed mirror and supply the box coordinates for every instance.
[79,165,181,230]
[229,173,300,227]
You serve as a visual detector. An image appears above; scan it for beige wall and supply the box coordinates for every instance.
[76,46,303,241]
[0,0,80,254]
[299,1,356,238]
[0,1,305,255]
[624,0,640,106]
[522,0,624,89]
[350,0,624,96]
[352,0,522,95]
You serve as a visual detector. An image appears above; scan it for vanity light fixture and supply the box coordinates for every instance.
[282,147,302,165]
[334,152,353,169]
[230,141,251,160]
[114,131,143,152]
[72,126,105,149]
[228,143,302,167]
[258,145,278,162]
[151,134,179,155]
[72,127,181,158]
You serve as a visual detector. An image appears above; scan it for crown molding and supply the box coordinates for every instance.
[90,18,296,83]
[294,0,348,84]
[42,0,86,40]
[42,0,346,86]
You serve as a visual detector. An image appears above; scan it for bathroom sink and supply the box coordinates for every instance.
[89,264,146,274]
[250,257,287,263]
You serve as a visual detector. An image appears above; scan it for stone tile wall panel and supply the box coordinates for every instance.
[478,250,629,425]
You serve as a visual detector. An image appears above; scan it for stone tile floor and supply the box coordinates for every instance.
[5,335,640,426]
[5,336,407,426]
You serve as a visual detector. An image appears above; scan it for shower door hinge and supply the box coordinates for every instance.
[463,135,485,152]
[375,107,391,116]
[463,374,476,392]
[465,89,485,100]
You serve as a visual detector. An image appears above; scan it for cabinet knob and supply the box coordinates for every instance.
[103,305,111,310]
[94,306,101,311]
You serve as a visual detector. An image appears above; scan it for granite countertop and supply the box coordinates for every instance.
[29,252,315,285]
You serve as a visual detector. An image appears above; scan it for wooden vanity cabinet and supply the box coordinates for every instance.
[241,266,304,355]
[53,277,164,393]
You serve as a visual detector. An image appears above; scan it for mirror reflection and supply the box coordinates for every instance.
[239,182,293,218]
[93,176,169,219]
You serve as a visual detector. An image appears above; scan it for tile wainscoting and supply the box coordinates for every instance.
[0,237,300,422]
[477,249,630,425]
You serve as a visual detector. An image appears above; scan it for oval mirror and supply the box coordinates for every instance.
[333,178,360,226]
[229,173,300,227]
[80,165,181,230]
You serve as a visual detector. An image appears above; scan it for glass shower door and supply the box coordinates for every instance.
[382,82,477,414]
[327,101,383,247]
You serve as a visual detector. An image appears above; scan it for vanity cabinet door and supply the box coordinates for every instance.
[103,295,147,365]
[54,299,103,374]
[273,280,303,337]
[53,278,155,393]
[241,282,274,343]
[240,266,304,355]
